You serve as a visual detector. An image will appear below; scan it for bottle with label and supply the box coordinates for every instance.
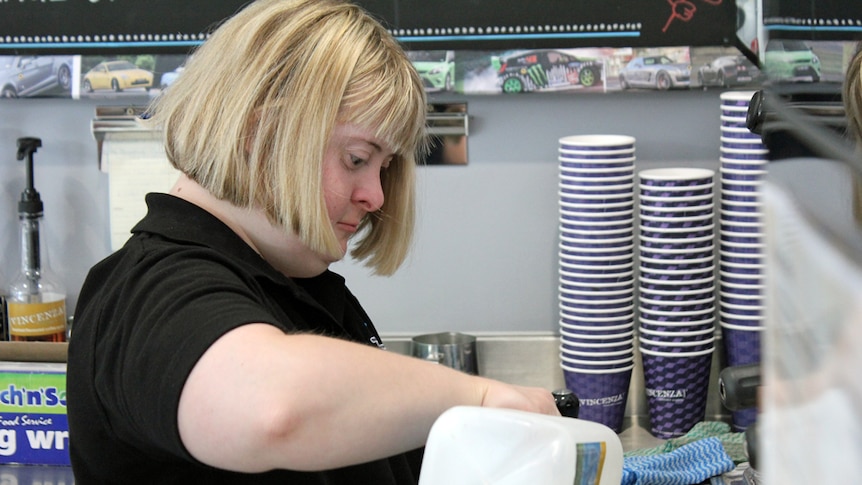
[6,138,66,342]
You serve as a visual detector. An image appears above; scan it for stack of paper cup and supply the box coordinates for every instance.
[637,167,717,439]
[718,90,768,431]
[558,134,637,433]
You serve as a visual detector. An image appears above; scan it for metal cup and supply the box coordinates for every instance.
[410,332,479,375]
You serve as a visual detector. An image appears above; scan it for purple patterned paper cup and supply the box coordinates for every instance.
[719,300,764,317]
[559,163,635,179]
[638,167,715,185]
[559,158,636,171]
[719,262,764,276]
[561,287,634,301]
[560,250,634,264]
[720,91,756,105]
[559,183,635,196]
[640,347,713,438]
[560,268,636,281]
[560,329,635,344]
[720,323,762,367]
[638,306,716,321]
[560,352,634,366]
[721,146,769,158]
[720,201,763,214]
[720,104,749,116]
[638,317,715,338]
[559,149,636,159]
[639,216,715,231]
[720,231,762,245]
[639,323,715,339]
[640,204,714,218]
[719,159,768,170]
[561,221,634,234]
[559,197,635,212]
[721,189,761,203]
[560,318,635,331]
[719,270,764,286]
[559,294,634,311]
[639,228,715,242]
[639,192,714,207]
[559,320,636,334]
[560,310,635,324]
[559,173,635,187]
[558,246,634,260]
[719,240,765,255]
[560,270,635,286]
[561,304,635,320]
[639,335,716,352]
[721,167,766,182]
[559,147,636,157]
[562,365,632,432]
[559,261,635,276]
[559,134,636,151]
[720,209,762,224]
[639,254,715,271]
[560,299,635,315]
[718,311,764,328]
[639,288,715,303]
[720,136,766,150]
[560,223,634,239]
[560,276,634,290]
[639,235,714,252]
[719,292,763,308]
[638,296,715,315]
[720,116,749,129]
[560,343,635,359]
[560,208,634,223]
[638,276,715,293]
[640,186,714,198]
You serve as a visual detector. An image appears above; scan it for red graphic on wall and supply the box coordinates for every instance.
[663,0,723,33]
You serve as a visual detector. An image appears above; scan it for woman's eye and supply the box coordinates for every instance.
[349,155,365,167]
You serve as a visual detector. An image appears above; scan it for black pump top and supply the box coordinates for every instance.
[16,137,43,217]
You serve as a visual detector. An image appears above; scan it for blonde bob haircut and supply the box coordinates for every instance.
[844,45,862,147]
[145,0,427,275]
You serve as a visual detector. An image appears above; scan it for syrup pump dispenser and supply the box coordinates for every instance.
[6,137,67,342]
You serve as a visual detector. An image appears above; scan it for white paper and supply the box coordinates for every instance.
[103,134,180,250]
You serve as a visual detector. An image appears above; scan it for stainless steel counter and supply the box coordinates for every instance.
[0,331,737,482]
[385,331,733,452]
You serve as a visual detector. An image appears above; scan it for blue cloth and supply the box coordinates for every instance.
[621,437,735,485]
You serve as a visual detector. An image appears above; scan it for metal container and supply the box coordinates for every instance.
[411,332,478,375]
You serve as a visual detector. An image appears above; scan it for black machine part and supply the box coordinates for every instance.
[718,363,760,412]
[17,137,44,217]
[552,388,580,418]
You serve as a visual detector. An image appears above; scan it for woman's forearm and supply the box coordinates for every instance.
[177,324,557,473]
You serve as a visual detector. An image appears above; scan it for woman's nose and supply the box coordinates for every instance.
[353,172,385,213]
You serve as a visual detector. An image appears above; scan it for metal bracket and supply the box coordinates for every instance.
[90,105,153,169]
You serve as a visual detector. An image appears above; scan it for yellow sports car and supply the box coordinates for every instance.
[82,60,153,92]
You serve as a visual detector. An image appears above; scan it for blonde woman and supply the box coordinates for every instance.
[66,1,558,483]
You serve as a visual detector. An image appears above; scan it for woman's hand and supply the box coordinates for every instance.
[477,379,561,416]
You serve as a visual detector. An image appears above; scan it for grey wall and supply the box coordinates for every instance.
[0,89,727,335]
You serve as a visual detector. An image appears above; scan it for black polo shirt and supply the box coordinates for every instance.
[67,193,419,484]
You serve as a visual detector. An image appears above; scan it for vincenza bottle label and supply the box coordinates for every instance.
[7,301,66,339]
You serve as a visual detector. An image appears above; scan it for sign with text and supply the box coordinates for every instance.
[0,362,69,466]
[0,0,736,55]
[763,0,862,41]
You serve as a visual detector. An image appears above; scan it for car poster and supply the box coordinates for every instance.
[0,40,854,101]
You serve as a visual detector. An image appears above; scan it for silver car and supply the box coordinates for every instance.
[619,55,691,90]
[0,56,74,98]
